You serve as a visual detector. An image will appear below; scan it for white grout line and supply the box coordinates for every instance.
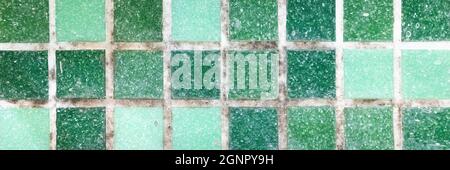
[277,0,288,150]
[48,0,57,151]
[104,0,115,150]
[335,0,345,150]
[392,0,403,150]
[162,0,173,150]
[220,0,230,150]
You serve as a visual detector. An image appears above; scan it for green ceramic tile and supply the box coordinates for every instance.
[228,51,279,100]
[0,51,48,100]
[287,50,335,99]
[287,107,336,150]
[403,107,450,150]
[229,107,278,150]
[56,50,105,99]
[345,107,394,150]
[344,0,393,41]
[0,0,49,42]
[171,51,220,99]
[0,108,49,150]
[114,0,162,42]
[172,0,220,41]
[114,51,163,99]
[287,0,335,41]
[172,107,222,150]
[402,50,450,99]
[114,107,163,150]
[56,0,105,42]
[229,0,278,41]
[56,107,105,150]
[402,0,450,41]
[344,49,393,99]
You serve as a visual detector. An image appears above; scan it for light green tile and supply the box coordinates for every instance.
[0,108,49,150]
[172,107,222,150]
[114,107,163,150]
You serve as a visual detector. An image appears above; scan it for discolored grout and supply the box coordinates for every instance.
[393,0,403,150]
[335,0,345,150]
[162,0,173,150]
[220,0,230,150]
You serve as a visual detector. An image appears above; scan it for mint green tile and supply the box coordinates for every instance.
[228,51,278,99]
[344,0,393,41]
[344,49,393,99]
[402,0,450,41]
[114,0,162,42]
[403,107,450,150]
[114,51,163,99]
[114,107,163,150]
[56,50,105,99]
[229,0,278,41]
[287,0,335,41]
[56,107,105,150]
[172,107,222,150]
[402,50,450,99]
[288,107,336,150]
[345,107,394,150]
[172,0,220,41]
[0,108,49,150]
[171,51,220,99]
[56,0,105,42]
[0,0,49,42]
[0,51,48,100]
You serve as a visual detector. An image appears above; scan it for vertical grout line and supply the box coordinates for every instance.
[105,0,115,150]
[392,0,403,150]
[163,0,173,150]
[335,0,345,150]
[48,0,57,150]
[277,0,288,150]
[220,0,230,150]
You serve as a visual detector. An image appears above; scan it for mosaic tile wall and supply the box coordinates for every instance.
[0,0,449,150]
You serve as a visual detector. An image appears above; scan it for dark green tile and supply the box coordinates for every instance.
[287,50,336,99]
[171,51,220,99]
[229,107,278,150]
[56,107,106,150]
[0,0,49,42]
[114,51,163,99]
[114,0,162,42]
[0,51,48,100]
[287,0,335,41]
[402,0,450,41]
[403,107,450,150]
[56,50,105,99]
[288,107,336,150]
[345,107,394,150]
[344,0,393,41]
[229,0,278,41]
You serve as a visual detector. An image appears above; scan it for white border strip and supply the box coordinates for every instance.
[162,0,173,150]
[335,0,345,150]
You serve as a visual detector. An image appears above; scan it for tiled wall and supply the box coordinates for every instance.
[0,0,449,150]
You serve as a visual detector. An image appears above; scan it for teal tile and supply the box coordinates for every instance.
[287,0,335,41]
[56,107,106,150]
[114,107,163,150]
[114,51,163,99]
[402,0,450,41]
[171,51,220,99]
[287,50,335,99]
[172,107,222,150]
[0,0,49,42]
[229,107,278,150]
[288,107,336,150]
[172,0,220,41]
[344,49,393,99]
[402,50,450,99]
[56,50,105,99]
[0,108,49,150]
[229,0,278,41]
[403,107,450,150]
[0,51,48,100]
[114,0,162,42]
[344,0,393,41]
[345,107,394,150]
[228,51,279,100]
[56,0,105,42]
